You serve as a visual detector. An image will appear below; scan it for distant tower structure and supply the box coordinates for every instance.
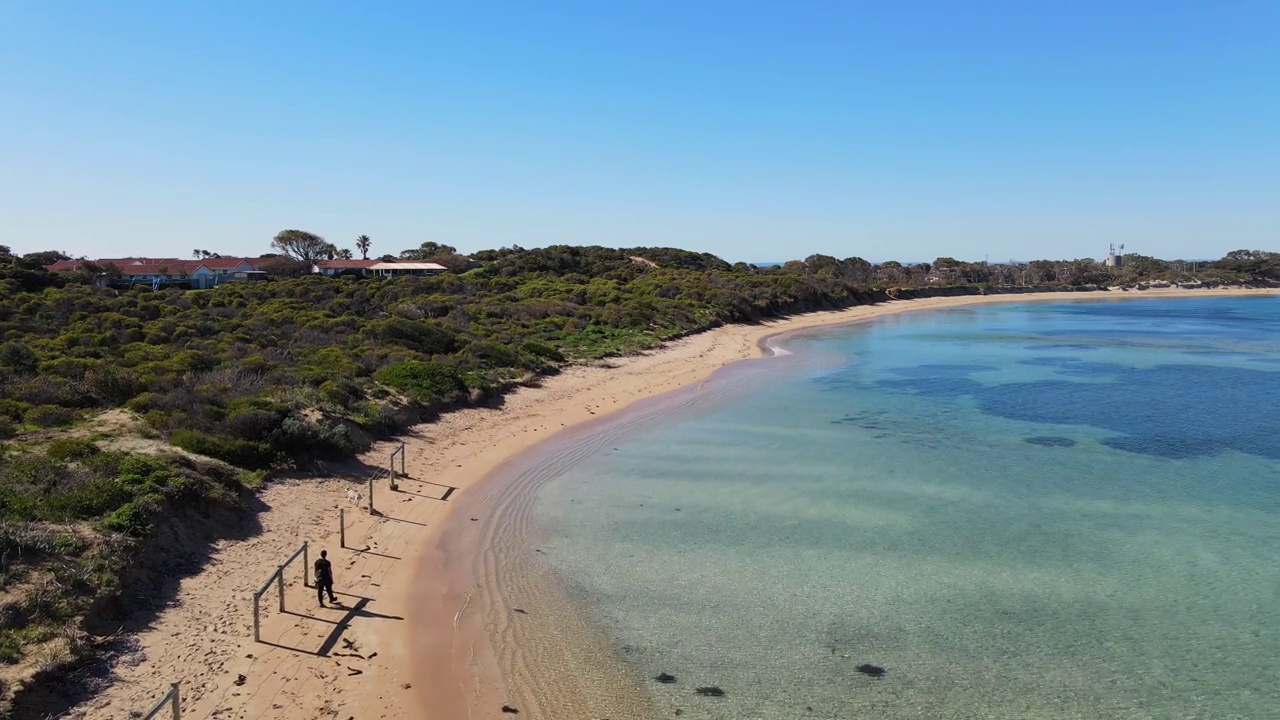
[1105,243,1125,267]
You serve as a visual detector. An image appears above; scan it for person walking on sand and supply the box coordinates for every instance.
[314,550,338,606]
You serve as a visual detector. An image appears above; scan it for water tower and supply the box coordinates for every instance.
[1105,243,1125,267]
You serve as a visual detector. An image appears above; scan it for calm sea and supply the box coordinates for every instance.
[530,297,1280,719]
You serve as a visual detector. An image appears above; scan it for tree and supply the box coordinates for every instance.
[271,230,329,267]
[258,256,312,277]
[193,249,222,259]
[1224,249,1273,261]
[355,235,372,260]
[400,242,458,261]
[335,248,354,260]
[22,250,71,266]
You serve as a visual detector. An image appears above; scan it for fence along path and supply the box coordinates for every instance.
[116,437,453,719]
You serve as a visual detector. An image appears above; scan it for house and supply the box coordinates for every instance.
[314,259,383,276]
[314,260,448,278]
[369,262,447,277]
[44,257,267,289]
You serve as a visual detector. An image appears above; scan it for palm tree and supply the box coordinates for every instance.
[335,248,353,260]
[323,243,339,260]
[355,235,372,260]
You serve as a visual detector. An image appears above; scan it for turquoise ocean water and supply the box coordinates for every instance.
[530,297,1280,719]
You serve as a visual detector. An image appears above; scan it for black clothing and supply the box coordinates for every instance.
[315,557,337,604]
[317,577,336,604]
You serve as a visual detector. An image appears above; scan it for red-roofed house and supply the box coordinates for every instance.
[315,259,383,276]
[44,257,267,289]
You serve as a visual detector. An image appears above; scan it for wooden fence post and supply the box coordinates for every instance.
[339,508,345,549]
[170,681,180,719]
[276,566,285,612]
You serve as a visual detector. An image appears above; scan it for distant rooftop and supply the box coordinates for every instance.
[371,262,446,271]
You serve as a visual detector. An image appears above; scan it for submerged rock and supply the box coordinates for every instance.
[856,663,886,677]
[655,672,677,684]
[695,686,725,697]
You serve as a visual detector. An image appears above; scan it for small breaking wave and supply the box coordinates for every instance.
[764,338,793,356]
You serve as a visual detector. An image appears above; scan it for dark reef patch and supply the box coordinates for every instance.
[885,364,1000,379]
[877,364,1280,460]
[1025,436,1077,448]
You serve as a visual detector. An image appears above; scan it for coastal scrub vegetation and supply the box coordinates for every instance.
[0,436,249,714]
[1,243,1277,469]
[0,241,1276,709]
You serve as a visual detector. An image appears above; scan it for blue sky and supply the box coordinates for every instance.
[2,1,1276,264]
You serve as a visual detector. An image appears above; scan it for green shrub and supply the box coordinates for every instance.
[125,392,155,413]
[53,533,87,555]
[25,404,77,428]
[238,469,268,489]
[143,409,170,431]
[352,402,398,435]
[86,366,145,405]
[0,631,22,664]
[318,379,359,406]
[266,415,355,461]
[374,360,467,406]
[461,340,521,368]
[0,420,14,439]
[0,399,30,422]
[520,340,565,362]
[101,494,163,537]
[372,318,458,355]
[38,476,134,521]
[219,407,284,440]
[45,438,101,462]
[169,429,276,469]
[117,454,177,490]
[0,340,38,375]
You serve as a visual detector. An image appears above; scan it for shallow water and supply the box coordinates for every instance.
[531,297,1280,719]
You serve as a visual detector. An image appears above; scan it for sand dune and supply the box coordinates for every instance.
[61,286,1277,719]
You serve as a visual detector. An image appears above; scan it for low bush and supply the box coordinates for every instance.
[352,402,399,435]
[101,493,163,536]
[85,366,145,405]
[169,429,276,469]
[0,399,29,422]
[266,415,357,461]
[372,317,458,354]
[24,405,77,428]
[318,378,359,406]
[374,360,467,406]
[44,438,100,462]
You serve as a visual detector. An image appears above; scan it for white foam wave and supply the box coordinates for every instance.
[765,339,793,356]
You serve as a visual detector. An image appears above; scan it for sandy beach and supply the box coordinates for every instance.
[61,286,1278,720]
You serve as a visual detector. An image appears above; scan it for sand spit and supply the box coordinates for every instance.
[56,286,1277,720]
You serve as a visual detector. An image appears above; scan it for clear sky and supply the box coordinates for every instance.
[2,1,1277,264]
